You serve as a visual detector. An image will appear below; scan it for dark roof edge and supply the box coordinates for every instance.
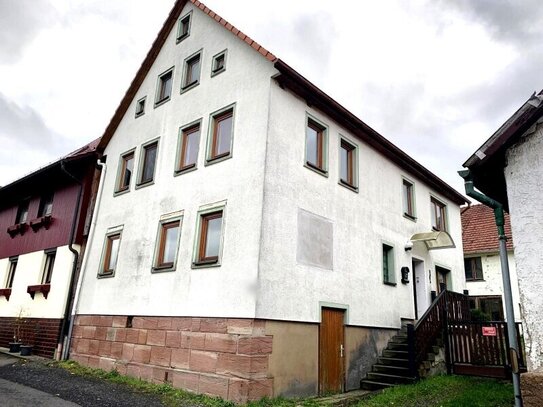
[464,90,543,168]
[274,59,468,206]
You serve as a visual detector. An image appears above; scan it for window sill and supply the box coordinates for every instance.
[338,179,358,193]
[135,180,155,190]
[113,187,131,197]
[383,281,397,287]
[7,222,28,238]
[174,163,197,176]
[211,67,225,77]
[135,111,145,119]
[205,152,232,166]
[466,278,485,282]
[176,33,189,44]
[30,215,53,232]
[192,259,221,269]
[0,288,12,301]
[180,81,199,94]
[97,271,115,279]
[27,284,51,300]
[403,213,417,222]
[304,162,328,177]
[154,96,171,108]
[152,264,176,273]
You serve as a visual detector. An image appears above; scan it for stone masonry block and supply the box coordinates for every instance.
[132,345,151,364]
[172,318,192,331]
[205,333,238,354]
[94,326,108,341]
[125,329,139,344]
[82,326,96,339]
[226,319,253,335]
[182,332,205,350]
[138,329,148,345]
[98,341,112,357]
[111,342,123,359]
[228,378,250,404]
[150,346,172,367]
[199,374,229,399]
[190,350,218,373]
[165,331,181,348]
[133,317,158,329]
[248,378,273,400]
[157,318,172,330]
[217,354,268,379]
[200,318,227,333]
[98,316,113,327]
[121,343,135,361]
[112,316,127,328]
[115,328,127,342]
[147,330,166,346]
[237,336,273,355]
[172,371,199,393]
[170,348,190,369]
[106,328,116,342]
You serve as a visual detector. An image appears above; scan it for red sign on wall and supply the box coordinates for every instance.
[482,326,497,336]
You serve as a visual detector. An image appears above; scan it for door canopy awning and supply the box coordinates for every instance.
[410,231,456,250]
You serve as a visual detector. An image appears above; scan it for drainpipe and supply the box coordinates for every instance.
[458,169,523,407]
[58,160,83,360]
[62,159,106,360]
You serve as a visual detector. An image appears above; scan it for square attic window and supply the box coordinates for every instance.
[211,50,227,76]
[135,97,146,117]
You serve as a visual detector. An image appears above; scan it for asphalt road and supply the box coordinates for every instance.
[0,353,165,407]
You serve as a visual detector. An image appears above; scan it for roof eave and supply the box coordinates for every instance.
[274,59,468,206]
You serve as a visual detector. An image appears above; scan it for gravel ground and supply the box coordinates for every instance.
[0,354,165,407]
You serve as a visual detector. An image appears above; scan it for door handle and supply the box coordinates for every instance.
[340,344,344,358]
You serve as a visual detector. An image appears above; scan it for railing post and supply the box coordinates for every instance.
[443,291,452,375]
[407,323,417,378]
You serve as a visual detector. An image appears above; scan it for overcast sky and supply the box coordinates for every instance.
[0,0,541,194]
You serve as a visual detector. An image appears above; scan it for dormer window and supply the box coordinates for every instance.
[177,12,191,43]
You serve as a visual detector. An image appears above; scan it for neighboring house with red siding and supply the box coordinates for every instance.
[0,139,100,358]
[461,204,520,321]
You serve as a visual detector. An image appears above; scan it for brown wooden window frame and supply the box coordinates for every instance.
[339,138,357,190]
[194,210,224,266]
[181,50,202,91]
[41,249,56,284]
[100,232,121,276]
[116,150,135,193]
[464,256,484,281]
[305,117,328,175]
[155,67,174,107]
[37,193,54,218]
[15,200,29,224]
[208,108,234,163]
[402,179,416,220]
[431,197,447,232]
[154,219,181,271]
[137,140,159,187]
[176,123,201,173]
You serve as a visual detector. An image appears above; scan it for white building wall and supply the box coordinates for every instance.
[76,3,276,318]
[505,121,543,370]
[256,83,466,328]
[465,251,521,320]
[0,245,77,319]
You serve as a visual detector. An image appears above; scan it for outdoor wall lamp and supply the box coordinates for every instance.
[401,266,410,284]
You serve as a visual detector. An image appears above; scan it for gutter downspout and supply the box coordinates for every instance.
[62,159,106,360]
[458,169,523,407]
[58,160,83,361]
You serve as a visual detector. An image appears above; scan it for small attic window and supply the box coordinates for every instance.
[135,97,146,118]
[211,50,227,77]
[177,12,192,43]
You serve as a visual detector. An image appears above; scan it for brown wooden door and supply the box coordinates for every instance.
[319,308,345,394]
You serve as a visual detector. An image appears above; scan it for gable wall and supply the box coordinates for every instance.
[256,82,466,328]
[76,2,276,318]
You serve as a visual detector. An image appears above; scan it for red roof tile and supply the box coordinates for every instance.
[461,204,514,254]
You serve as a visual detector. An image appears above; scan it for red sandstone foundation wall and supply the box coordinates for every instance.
[0,317,62,358]
[70,315,273,403]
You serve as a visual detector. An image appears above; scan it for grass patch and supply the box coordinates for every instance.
[50,360,318,407]
[359,375,513,407]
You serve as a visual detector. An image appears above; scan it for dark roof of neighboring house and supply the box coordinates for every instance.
[0,138,100,206]
[461,204,513,255]
[96,0,467,206]
[463,90,543,211]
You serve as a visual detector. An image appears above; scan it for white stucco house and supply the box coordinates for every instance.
[69,0,468,401]
[461,204,521,321]
[463,90,543,405]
